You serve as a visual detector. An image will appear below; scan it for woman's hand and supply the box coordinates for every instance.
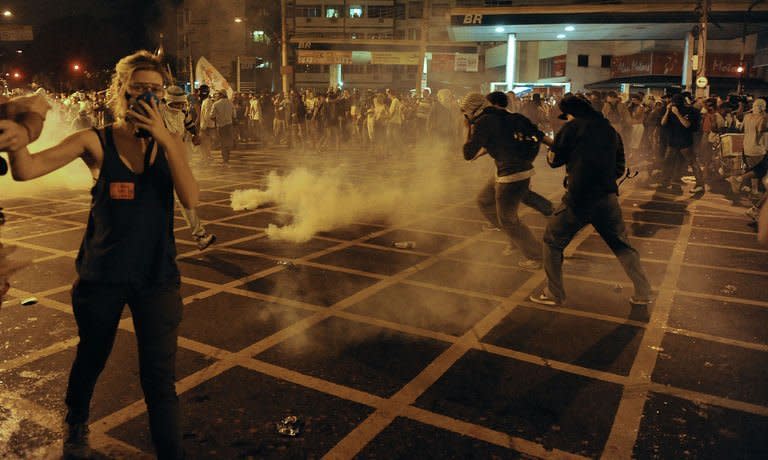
[0,120,31,152]
[126,98,173,146]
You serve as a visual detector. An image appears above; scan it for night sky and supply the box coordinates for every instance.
[4,0,178,85]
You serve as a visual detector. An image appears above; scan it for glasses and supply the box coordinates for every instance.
[128,82,165,94]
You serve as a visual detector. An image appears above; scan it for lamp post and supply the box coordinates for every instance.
[280,0,289,96]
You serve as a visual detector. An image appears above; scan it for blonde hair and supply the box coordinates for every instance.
[106,50,170,119]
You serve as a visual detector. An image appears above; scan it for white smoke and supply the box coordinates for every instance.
[231,167,407,242]
[0,99,92,197]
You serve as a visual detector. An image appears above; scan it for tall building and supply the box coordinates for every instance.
[288,1,480,92]
[173,0,280,92]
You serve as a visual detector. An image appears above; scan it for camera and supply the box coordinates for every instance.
[128,92,160,138]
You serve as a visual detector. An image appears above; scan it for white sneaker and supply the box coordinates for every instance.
[518,258,542,270]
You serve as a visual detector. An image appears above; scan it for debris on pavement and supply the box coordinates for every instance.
[393,241,416,249]
[276,415,302,437]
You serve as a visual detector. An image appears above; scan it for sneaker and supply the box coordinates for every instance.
[195,233,217,250]
[726,176,741,194]
[63,423,92,459]
[690,185,704,194]
[629,296,651,307]
[518,258,542,270]
[529,291,559,306]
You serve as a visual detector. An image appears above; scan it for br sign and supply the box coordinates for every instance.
[463,14,483,25]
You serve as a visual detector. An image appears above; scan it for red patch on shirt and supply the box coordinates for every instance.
[110,182,135,200]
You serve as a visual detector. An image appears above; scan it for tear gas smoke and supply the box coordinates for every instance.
[0,102,92,197]
[231,140,489,243]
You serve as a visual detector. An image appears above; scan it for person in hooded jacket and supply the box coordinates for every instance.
[461,92,548,269]
[530,94,652,307]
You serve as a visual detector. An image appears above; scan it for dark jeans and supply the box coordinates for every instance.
[65,279,184,460]
[662,145,703,186]
[218,124,235,163]
[477,177,549,260]
[542,194,652,303]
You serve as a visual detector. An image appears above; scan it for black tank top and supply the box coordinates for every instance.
[75,125,180,286]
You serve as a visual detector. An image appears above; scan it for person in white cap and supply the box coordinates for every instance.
[162,86,216,250]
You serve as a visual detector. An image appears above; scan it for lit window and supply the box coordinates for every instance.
[326,7,339,18]
[252,30,268,43]
[349,6,362,18]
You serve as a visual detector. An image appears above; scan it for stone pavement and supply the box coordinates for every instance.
[0,145,766,459]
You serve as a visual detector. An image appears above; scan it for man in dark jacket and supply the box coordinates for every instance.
[461,92,548,269]
[530,95,652,307]
[660,93,703,193]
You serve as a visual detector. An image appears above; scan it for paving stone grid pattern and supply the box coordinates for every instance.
[0,147,767,459]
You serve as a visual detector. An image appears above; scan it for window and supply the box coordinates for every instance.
[409,2,423,18]
[368,6,394,18]
[601,55,612,68]
[407,28,421,40]
[326,7,340,18]
[251,30,269,43]
[349,6,362,18]
[577,55,589,67]
[395,4,405,19]
[394,29,406,40]
[295,6,321,17]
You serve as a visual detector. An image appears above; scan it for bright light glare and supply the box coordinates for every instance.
[737,66,744,73]
[565,26,575,32]
[234,17,243,23]
[557,34,566,39]
[2,10,11,17]
[495,26,505,33]
[73,64,81,71]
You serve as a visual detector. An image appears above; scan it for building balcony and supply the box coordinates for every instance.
[345,17,395,29]
[294,17,344,28]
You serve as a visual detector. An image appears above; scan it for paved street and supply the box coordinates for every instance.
[1,145,766,459]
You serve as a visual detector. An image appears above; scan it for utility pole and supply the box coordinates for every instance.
[417,0,430,94]
[281,0,290,96]
[695,0,710,98]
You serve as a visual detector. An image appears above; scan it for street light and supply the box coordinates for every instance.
[234,17,243,23]
[73,63,81,71]
[2,10,12,18]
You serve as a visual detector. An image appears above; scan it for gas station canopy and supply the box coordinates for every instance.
[449,2,768,41]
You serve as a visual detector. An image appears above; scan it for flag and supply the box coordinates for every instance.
[195,57,234,99]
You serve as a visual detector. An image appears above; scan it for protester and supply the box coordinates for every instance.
[212,89,236,164]
[659,93,704,193]
[162,86,217,250]
[461,92,548,270]
[530,94,652,307]
[7,50,198,460]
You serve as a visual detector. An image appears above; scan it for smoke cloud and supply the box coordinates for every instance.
[0,101,92,197]
[230,139,487,242]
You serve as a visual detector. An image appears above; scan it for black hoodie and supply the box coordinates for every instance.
[549,111,625,206]
[463,106,544,177]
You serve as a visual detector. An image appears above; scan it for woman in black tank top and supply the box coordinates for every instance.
[7,51,199,460]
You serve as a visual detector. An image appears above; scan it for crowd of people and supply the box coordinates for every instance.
[0,48,767,458]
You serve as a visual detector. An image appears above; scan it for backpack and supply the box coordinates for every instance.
[507,112,543,161]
